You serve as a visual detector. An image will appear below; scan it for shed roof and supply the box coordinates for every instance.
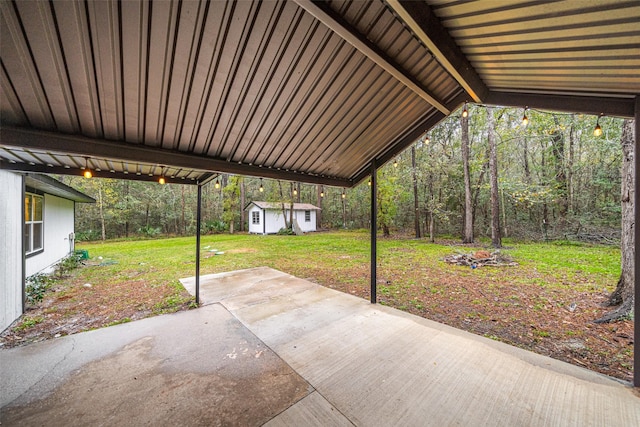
[0,0,638,187]
[245,201,321,211]
[24,173,95,203]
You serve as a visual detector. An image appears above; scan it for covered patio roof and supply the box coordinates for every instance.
[1,0,638,186]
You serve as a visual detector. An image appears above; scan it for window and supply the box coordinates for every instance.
[25,193,43,255]
[251,211,260,225]
[304,210,311,222]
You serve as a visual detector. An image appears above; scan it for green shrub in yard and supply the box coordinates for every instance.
[138,225,162,237]
[203,220,227,234]
[25,273,55,305]
[26,254,83,304]
[55,253,83,278]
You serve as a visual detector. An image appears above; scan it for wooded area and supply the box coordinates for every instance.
[61,105,626,245]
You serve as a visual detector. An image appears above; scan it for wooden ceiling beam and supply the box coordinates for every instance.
[485,91,636,118]
[294,0,450,114]
[0,127,353,187]
[388,0,489,103]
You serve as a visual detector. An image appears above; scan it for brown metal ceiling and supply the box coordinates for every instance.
[1,0,638,187]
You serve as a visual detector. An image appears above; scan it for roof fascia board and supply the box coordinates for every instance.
[485,91,636,118]
[294,0,450,114]
[1,161,200,186]
[0,127,352,187]
[388,0,488,103]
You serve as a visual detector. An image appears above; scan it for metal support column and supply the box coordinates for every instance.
[370,159,377,304]
[196,182,202,306]
[634,96,639,387]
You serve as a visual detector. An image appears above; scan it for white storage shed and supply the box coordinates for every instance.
[244,201,321,235]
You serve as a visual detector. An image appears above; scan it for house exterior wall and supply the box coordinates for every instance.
[25,194,75,277]
[0,170,23,331]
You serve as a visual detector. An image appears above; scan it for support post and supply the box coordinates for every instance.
[370,159,377,304]
[634,95,639,387]
[196,182,202,306]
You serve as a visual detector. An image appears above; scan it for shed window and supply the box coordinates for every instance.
[252,211,260,225]
[304,210,311,222]
[25,193,44,255]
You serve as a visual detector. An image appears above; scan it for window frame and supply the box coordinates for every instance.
[251,210,260,225]
[304,210,311,222]
[25,192,44,257]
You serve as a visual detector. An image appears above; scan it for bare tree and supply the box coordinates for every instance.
[487,107,501,248]
[596,119,635,322]
[461,110,474,243]
[412,146,422,238]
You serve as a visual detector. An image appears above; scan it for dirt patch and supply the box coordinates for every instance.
[0,266,192,348]
[226,248,258,254]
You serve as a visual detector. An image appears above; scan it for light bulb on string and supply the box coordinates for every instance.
[593,114,603,137]
[461,102,468,118]
[342,189,346,199]
[259,178,264,192]
[83,157,92,179]
[214,178,220,189]
[521,107,529,127]
[393,158,398,168]
[158,166,166,185]
[320,186,324,198]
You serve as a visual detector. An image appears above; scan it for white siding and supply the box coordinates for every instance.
[0,171,23,331]
[248,206,263,234]
[293,209,317,232]
[247,204,318,234]
[264,210,287,234]
[25,194,75,277]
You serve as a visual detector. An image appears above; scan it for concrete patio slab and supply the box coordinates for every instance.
[2,267,638,426]
[1,303,310,426]
[184,267,640,426]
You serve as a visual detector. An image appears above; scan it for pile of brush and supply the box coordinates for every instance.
[443,250,517,268]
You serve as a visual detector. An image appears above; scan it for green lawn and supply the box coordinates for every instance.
[7,230,631,382]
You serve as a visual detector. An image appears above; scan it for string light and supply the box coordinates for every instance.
[83,157,92,179]
[259,178,264,192]
[342,189,346,199]
[320,186,324,198]
[424,134,430,144]
[214,178,220,189]
[521,107,529,127]
[293,187,297,196]
[593,114,603,137]
[393,158,398,167]
[158,166,166,185]
[461,102,468,118]
[368,179,371,186]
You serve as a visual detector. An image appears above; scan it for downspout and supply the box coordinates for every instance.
[263,208,266,235]
[370,159,377,304]
[634,96,639,387]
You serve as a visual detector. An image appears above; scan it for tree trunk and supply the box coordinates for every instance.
[240,178,245,232]
[595,119,635,323]
[296,182,301,203]
[551,116,568,219]
[316,185,323,229]
[488,107,501,248]
[98,184,106,241]
[412,146,422,238]
[277,181,290,229]
[461,112,474,243]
